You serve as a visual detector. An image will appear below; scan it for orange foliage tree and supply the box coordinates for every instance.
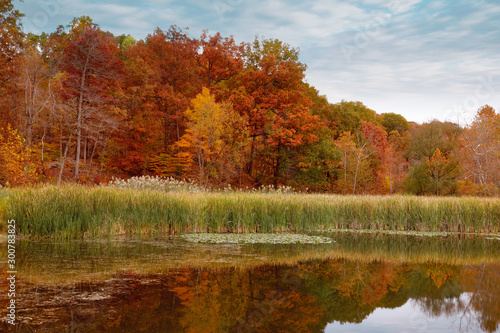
[57,20,124,181]
[223,38,324,187]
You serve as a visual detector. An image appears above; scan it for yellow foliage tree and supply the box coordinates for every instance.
[176,88,248,187]
[0,124,38,186]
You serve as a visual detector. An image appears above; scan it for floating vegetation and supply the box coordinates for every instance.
[318,229,452,237]
[181,233,334,244]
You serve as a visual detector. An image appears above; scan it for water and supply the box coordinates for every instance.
[1,232,499,332]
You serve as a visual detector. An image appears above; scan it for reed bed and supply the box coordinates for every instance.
[1,184,499,238]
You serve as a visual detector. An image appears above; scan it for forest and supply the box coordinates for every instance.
[1,2,500,196]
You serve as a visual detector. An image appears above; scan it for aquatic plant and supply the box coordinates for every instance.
[181,233,334,244]
[2,185,500,238]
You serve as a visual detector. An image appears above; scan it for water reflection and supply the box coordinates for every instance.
[0,234,499,332]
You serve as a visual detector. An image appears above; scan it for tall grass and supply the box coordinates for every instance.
[2,184,500,238]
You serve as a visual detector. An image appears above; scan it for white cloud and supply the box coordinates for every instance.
[15,0,500,123]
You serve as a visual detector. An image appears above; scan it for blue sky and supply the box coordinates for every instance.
[15,0,500,123]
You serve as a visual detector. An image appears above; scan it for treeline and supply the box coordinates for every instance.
[1,5,499,195]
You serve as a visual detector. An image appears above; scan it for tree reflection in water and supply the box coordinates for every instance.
[1,260,498,333]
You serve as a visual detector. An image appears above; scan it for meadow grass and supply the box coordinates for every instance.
[1,184,499,238]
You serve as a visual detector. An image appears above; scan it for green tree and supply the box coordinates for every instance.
[245,36,301,68]
[327,101,380,139]
[404,121,461,195]
[381,113,409,135]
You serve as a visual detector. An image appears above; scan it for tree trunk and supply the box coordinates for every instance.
[247,134,256,177]
[59,133,73,184]
[74,55,89,180]
[274,143,282,188]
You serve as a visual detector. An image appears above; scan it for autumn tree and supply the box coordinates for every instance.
[58,22,124,180]
[107,26,202,177]
[194,31,245,87]
[360,120,392,194]
[140,26,198,150]
[426,148,459,195]
[0,124,37,185]
[289,85,340,191]
[16,43,58,149]
[387,130,409,193]
[459,105,500,195]
[404,121,461,195]
[224,37,323,187]
[176,88,247,187]
[0,0,24,124]
[334,131,373,194]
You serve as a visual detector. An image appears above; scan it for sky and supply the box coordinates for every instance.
[14,0,500,124]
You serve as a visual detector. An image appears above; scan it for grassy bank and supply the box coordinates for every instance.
[1,185,500,238]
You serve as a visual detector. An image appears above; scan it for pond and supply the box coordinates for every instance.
[1,232,499,332]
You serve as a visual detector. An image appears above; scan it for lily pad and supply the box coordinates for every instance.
[181,233,334,244]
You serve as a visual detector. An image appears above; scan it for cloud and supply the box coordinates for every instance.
[15,0,500,123]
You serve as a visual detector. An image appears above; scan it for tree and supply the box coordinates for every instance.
[334,131,373,194]
[59,24,124,180]
[404,121,461,195]
[327,101,380,139]
[141,26,199,150]
[381,112,409,135]
[176,88,247,187]
[194,31,245,87]
[426,148,459,195]
[245,36,300,67]
[387,130,409,193]
[0,0,24,124]
[225,37,323,187]
[16,43,58,149]
[407,120,461,161]
[361,120,391,194]
[0,0,23,85]
[459,105,500,195]
[0,124,37,185]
